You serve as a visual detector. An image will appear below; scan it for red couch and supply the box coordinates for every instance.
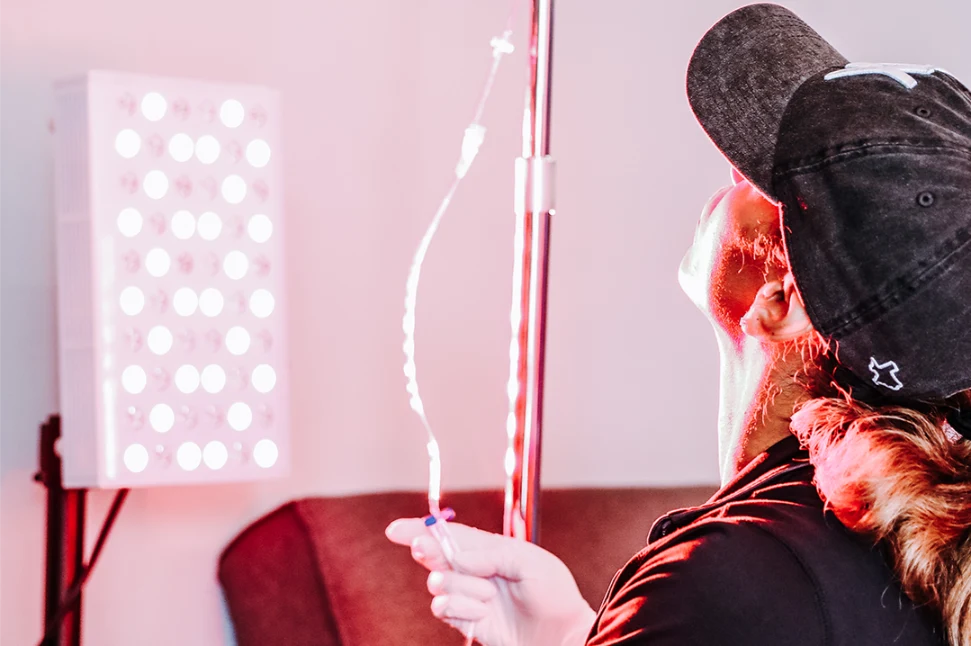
[218,487,714,645]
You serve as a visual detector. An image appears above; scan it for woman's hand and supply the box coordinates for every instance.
[386,518,596,646]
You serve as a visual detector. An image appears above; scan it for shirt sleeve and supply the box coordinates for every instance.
[585,519,827,646]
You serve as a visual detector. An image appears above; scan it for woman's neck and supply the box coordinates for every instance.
[713,331,803,485]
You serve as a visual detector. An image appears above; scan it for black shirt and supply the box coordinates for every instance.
[586,436,944,645]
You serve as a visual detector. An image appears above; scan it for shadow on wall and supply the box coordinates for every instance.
[1,68,61,478]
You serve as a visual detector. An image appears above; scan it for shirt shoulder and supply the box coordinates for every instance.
[587,518,826,646]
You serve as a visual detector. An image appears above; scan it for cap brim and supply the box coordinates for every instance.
[687,3,848,199]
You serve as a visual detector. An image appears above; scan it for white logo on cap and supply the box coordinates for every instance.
[869,357,904,391]
[824,63,947,89]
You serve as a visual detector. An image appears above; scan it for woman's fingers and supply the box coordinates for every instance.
[430,594,490,621]
[387,518,498,552]
[409,536,451,572]
[387,517,523,579]
[385,518,429,546]
[427,570,498,603]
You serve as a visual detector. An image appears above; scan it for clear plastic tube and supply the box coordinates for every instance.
[402,4,518,525]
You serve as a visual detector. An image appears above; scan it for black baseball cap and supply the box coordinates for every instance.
[686,4,971,404]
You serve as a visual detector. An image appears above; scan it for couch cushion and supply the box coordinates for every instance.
[219,487,714,645]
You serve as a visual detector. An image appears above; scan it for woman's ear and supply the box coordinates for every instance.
[740,272,813,342]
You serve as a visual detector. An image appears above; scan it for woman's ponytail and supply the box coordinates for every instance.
[791,393,971,643]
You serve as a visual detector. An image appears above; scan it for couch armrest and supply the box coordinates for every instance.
[218,501,344,646]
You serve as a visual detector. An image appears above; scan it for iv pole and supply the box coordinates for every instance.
[504,0,555,544]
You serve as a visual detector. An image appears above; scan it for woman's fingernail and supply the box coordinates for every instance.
[411,539,425,560]
[431,596,448,615]
[428,571,444,590]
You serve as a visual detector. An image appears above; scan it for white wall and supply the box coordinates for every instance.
[2,1,968,644]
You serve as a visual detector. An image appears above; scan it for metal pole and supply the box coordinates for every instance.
[36,415,85,646]
[504,0,555,544]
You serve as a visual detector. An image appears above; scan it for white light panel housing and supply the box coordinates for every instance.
[53,71,288,488]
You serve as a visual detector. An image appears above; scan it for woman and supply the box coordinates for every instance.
[387,4,971,644]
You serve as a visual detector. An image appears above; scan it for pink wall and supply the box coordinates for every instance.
[2,1,968,644]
